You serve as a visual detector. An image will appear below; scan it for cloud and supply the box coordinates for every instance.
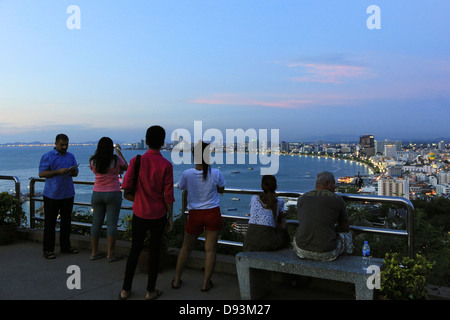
[287,62,370,84]
[189,94,314,109]
[189,92,363,110]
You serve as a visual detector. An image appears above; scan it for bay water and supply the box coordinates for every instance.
[0,145,371,221]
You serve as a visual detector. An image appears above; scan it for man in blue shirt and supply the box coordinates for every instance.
[39,134,79,259]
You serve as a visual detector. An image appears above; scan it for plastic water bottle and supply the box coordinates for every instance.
[362,241,371,271]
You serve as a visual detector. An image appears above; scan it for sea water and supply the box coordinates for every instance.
[0,145,371,220]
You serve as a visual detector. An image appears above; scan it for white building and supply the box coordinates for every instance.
[403,165,435,174]
[438,171,450,184]
[384,144,397,157]
[378,177,410,199]
[429,175,438,186]
[387,166,402,177]
[436,184,450,196]
[396,151,417,162]
[375,139,402,154]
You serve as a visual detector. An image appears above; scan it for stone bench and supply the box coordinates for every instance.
[235,248,383,300]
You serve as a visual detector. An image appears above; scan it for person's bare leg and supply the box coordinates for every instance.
[107,236,116,259]
[90,237,98,257]
[202,230,219,291]
[173,232,198,287]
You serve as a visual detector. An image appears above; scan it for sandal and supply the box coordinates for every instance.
[43,251,56,259]
[172,278,182,289]
[90,253,105,260]
[107,256,122,263]
[61,248,79,254]
[201,280,213,292]
[118,290,131,300]
[145,289,163,300]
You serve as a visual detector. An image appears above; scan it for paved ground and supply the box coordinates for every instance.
[1,238,448,320]
[2,232,448,306]
[0,239,243,301]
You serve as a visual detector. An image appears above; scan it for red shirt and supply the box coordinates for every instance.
[122,149,175,220]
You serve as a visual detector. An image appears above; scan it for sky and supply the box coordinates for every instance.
[0,0,449,144]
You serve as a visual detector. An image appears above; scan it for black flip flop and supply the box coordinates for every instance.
[201,280,213,292]
[145,289,163,300]
[43,251,56,259]
[172,279,182,289]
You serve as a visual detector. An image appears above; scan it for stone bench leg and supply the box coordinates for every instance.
[355,280,375,300]
[236,264,269,300]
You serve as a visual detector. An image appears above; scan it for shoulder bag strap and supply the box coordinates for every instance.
[133,155,141,189]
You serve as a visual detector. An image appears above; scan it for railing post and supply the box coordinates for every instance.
[406,204,415,258]
[29,178,36,229]
[0,175,21,201]
[182,189,188,215]
[13,176,20,202]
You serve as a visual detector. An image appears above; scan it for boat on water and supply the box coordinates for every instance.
[231,198,240,201]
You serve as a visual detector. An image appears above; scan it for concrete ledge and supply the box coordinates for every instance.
[236,248,384,300]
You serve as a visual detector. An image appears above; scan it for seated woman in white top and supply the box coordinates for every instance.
[243,175,289,251]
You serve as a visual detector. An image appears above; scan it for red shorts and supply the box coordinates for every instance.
[186,207,223,235]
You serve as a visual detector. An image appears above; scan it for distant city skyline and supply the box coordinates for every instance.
[1,134,447,146]
[1,1,449,144]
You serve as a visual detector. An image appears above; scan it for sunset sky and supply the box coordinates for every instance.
[1,0,449,143]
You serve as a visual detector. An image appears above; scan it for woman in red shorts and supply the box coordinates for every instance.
[172,141,225,292]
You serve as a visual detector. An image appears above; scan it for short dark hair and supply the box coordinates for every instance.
[55,133,69,143]
[315,171,335,187]
[146,126,165,149]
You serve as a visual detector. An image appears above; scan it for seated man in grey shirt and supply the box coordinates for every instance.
[293,171,353,261]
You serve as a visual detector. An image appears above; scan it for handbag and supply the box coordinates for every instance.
[123,155,141,202]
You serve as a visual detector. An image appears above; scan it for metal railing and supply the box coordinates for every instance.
[182,188,415,258]
[28,178,132,231]
[0,175,21,201]
[1,176,415,257]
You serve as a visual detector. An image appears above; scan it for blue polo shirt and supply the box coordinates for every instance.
[39,148,78,200]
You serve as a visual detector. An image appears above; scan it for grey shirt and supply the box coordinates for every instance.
[294,189,348,252]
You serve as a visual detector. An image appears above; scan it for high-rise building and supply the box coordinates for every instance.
[378,177,410,199]
[384,144,397,157]
[375,139,402,155]
[360,134,375,157]
[340,144,352,153]
[438,171,450,184]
